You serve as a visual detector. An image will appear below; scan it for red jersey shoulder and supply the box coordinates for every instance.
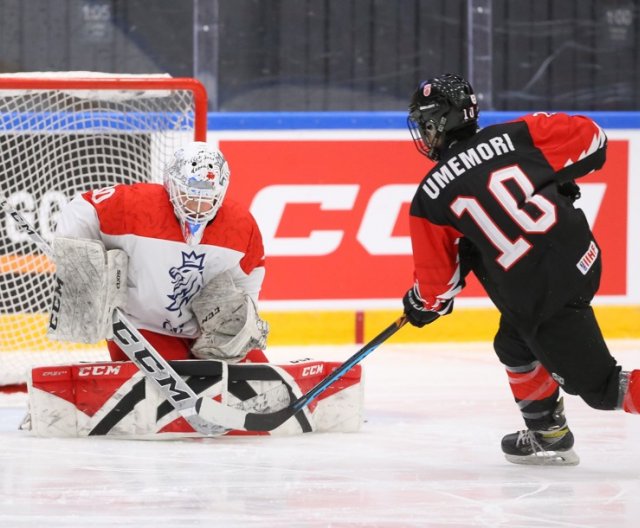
[202,198,264,255]
[82,183,182,240]
[81,184,264,262]
[516,112,606,172]
[83,182,166,206]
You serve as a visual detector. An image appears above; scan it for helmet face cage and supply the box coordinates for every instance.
[407,112,446,160]
[164,142,230,244]
[407,74,478,161]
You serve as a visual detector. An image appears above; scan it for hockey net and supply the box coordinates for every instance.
[0,72,208,389]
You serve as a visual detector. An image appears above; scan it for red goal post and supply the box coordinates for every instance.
[0,72,208,389]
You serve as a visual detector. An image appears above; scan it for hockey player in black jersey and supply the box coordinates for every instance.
[402,73,639,466]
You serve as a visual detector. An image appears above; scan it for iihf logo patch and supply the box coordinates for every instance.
[576,241,599,275]
[165,251,206,317]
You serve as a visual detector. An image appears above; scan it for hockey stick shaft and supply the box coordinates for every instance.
[197,314,408,431]
[0,193,226,436]
[292,314,408,412]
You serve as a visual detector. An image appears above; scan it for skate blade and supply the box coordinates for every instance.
[505,448,580,466]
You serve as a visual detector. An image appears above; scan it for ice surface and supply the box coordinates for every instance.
[2,341,640,527]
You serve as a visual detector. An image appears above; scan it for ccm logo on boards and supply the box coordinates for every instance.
[250,184,414,257]
[249,183,604,258]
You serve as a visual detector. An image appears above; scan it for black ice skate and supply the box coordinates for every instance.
[501,398,579,466]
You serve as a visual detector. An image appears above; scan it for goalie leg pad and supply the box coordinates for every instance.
[47,237,128,343]
[26,359,364,438]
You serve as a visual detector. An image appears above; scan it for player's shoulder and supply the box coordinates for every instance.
[513,112,598,138]
[83,182,165,208]
[201,198,260,249]
[80,182,173,236]
[515,111,566,129]
[215,198,257,225]
[113,182,166,202]
[126,181,166,195]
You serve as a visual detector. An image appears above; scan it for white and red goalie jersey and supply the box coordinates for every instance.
[56,182,266,339]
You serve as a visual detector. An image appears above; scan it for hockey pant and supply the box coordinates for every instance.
[493,295,624,431]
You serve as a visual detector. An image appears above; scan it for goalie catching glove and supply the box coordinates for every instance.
[191,272,269,363]
[47,237,128,343]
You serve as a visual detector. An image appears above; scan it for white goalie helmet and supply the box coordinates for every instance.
[164,142,230,245]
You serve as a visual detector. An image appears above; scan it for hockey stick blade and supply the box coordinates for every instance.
[196,315,408,432]
[1,192,227,436]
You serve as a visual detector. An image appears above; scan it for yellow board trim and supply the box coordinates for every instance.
[262,305,640,345]
[1,306,639,353]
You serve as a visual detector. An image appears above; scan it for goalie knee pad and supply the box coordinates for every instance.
[47,237,128,343]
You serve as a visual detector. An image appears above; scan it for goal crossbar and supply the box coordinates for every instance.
[0,76,208,139]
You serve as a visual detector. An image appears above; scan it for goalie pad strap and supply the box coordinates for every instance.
[47,237,128,343]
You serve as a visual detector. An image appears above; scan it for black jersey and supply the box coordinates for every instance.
[409,112,607,328]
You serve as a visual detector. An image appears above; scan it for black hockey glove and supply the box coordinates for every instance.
[402,287,440,328]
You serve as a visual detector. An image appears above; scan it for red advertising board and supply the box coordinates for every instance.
[221,138,628,303]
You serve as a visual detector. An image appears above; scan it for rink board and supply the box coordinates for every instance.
[0,111,638,347]
[1,305,637,351]
[206,112,640,342]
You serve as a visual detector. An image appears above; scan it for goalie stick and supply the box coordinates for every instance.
[0,192,226,436]
[196,314,408,431]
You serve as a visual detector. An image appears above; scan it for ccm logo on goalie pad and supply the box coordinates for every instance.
[78,365,122,377]
[47,276,64,331]
[302,364,324,377]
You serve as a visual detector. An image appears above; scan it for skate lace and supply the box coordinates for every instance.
[515,429,544,453]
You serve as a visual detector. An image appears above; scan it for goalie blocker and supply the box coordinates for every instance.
[26,358,364,438]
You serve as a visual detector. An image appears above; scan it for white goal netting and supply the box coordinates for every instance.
[0,73,208,387]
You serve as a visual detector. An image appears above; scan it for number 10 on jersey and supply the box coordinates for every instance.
[450,165,557,270]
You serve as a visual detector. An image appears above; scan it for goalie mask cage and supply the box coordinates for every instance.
[0,73,208,389]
